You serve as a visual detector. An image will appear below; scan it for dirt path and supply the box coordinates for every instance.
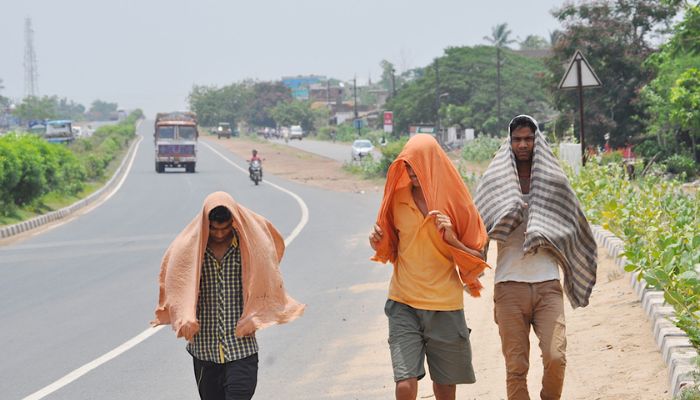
[204,134,671,399]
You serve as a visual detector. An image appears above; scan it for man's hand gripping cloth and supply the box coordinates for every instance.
[473,115,597,308]
[371,134,490,296]
[152,191,305,340]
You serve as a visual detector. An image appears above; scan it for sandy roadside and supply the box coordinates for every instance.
[204,134,671,399]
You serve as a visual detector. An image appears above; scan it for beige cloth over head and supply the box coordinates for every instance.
[152,191,305,340]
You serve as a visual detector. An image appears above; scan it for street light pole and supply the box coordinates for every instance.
[353,76,360,137]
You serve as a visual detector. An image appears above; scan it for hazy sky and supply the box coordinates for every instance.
[1,0,567,117]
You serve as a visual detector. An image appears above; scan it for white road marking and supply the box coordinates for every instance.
[201,141,310,246]
[22,139,310,400]
[23,131,144,240]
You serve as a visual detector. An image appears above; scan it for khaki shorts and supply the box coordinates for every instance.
[384,299,476,385]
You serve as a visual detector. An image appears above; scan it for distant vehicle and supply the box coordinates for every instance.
[45,120,75,143]
[72,126,83,137]
[154,111,198,173]
[289,125,304,140]
[217,122,232,139]
[249,159,262,185]
[28,120,47,136]
[351,139,374,160]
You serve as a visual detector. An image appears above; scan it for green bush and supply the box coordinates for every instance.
[377,137,408,176]
[343,157,382,178]
[665,154,697,178]
[0,110,140,218]
[570,161,700,349]
[600,150,624,165]
[0,141,21,213]
[0,133,85,211]
[461,135,504,162]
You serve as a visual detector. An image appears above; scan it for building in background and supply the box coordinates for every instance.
[281,75,324,100]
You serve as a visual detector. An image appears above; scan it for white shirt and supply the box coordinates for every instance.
[495,194,560,283]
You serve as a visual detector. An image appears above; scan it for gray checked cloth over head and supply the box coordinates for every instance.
[474,115,597,308]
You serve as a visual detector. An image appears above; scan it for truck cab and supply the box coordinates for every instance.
[154,112,198,173]
[45,120,75,143]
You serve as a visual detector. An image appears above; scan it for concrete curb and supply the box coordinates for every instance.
[591,225,697,397]
[0,129,142,240]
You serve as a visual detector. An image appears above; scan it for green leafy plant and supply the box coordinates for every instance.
[461,135,504,162]
[569,161,700,349]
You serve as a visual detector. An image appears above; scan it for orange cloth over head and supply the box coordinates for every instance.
[152,191,305,340]
[371,134,490,296]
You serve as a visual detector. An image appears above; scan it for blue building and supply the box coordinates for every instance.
[281,75,324,100]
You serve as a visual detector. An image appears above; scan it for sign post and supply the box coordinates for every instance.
[383,111,393,134]
[558,50,602,166]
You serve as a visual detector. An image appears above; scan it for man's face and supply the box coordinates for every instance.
[511,126,535,162]
[405,162,420,188]
[209,219,233,244]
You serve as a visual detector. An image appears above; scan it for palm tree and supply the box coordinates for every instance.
[484,23,515,129]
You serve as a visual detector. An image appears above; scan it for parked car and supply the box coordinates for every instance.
[289,125,304,140]
[351,139,374,160]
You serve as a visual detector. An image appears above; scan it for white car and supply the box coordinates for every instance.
[289,125,304,140]
[351,139,374,160]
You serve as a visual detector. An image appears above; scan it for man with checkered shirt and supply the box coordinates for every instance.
[153,192,305,400]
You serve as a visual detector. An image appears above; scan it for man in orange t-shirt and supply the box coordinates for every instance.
[369,134,488,400]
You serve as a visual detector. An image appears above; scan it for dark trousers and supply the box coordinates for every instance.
[192,353,258,400]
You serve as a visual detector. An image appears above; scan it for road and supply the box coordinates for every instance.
[271,137,382,163]
[0,121,390,399]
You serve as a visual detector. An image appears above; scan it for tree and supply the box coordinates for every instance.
[270,100,316,132]
[385,46,552,136]
[519,35,549,50]
[12,96,58,122]
[243,82,292,128]
[640,4,700,162]
[0,79,9,109]
[56,98,86,121]
[188,83,252,127]
[669,68,700,163]
[549,30,563,47]
[484,23,516,128]
[379,60,400,95]
[545,0,679,148]
[88,100,118,121]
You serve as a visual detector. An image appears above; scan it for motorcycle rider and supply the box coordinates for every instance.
[248,149,263,181]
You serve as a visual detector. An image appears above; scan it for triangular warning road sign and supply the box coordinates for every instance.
[558,50,602,89]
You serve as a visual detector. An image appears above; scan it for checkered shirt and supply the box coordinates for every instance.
[187,231,258,363]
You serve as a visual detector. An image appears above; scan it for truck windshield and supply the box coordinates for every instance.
[179,126,197,140]
[158,126,175,139]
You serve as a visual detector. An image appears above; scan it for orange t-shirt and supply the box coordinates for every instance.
[388,186,464,311]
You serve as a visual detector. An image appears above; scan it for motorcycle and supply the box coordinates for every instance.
[249,159,262,185]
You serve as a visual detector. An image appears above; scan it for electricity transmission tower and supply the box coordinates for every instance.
[24,17,39,98]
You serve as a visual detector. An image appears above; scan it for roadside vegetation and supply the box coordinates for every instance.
[0,110,142,225]
[569,161,699,351]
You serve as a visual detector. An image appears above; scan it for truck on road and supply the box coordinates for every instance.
[154,111,198,173]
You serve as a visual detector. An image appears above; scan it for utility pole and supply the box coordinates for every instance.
[24,17,39,98]
[434,59,441,144]
[496,46,502,129]
[391,67,396,97]
[353,77,360,136]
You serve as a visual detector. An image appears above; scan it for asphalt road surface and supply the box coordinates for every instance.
[0,121,391,399]
[272,137,382,163]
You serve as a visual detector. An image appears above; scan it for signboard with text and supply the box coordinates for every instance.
[383,111,393,133]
